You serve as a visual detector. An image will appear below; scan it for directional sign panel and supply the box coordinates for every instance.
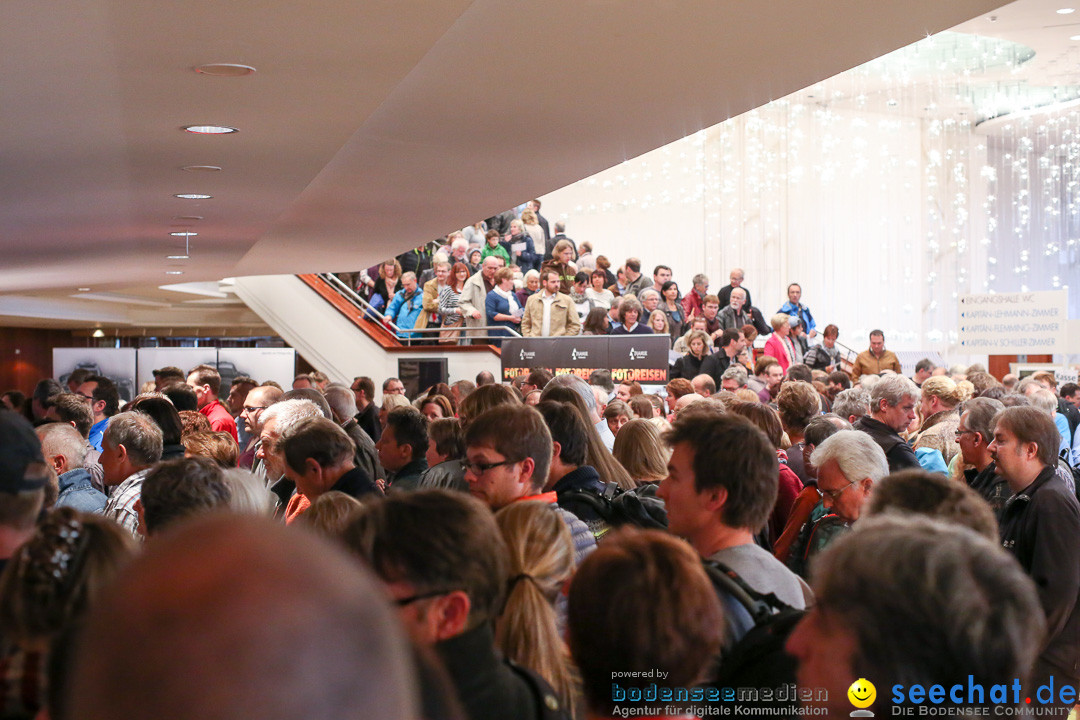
[958,291,1068,354]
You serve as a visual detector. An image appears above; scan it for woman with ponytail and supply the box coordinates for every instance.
[494,501,582,718]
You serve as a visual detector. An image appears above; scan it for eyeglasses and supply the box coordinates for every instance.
[954,428,976,439]
[243,405,268,414]
[818,479,858,501]
[395,589,457,607]
[460,458,520,476]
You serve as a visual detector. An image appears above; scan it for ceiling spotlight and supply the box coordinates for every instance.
[165,270,184,275]
[166,255,190,260]
[195,63,256,77]
[182,125,238,135]
[174,193,212,200]
[92,329,105,338]
[181,165,222,172]
[1058,7,1075,13]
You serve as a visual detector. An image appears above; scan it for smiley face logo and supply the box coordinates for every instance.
[847,678,876,710]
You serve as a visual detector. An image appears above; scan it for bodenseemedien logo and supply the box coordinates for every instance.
[848,678,876,717]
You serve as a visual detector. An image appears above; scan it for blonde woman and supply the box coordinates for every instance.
[913,376,964,465]
[494,501,581,717]
[612,419,669,484]
[520,209,547,262]
[648,310,671,348]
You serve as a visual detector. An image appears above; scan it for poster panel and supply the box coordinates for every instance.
[216,348,296,390]
[53,348,138,403]
[136,348,217,390]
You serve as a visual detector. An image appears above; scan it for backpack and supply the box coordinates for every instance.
[556,481,668,536]
[701,560,804,692]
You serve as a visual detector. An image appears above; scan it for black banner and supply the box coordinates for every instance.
[501,335,670,383]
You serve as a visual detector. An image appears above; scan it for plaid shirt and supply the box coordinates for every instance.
[102,468,150,539]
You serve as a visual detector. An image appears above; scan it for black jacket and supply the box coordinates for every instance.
[436,624,568,720]
[999,465,1080,675]
[717,284,753,311]
[388,458,429,492]
[700,351,735,387]
[965,462,1009,519]
[329,465,381,500]
[672,352,707,381]
[355,403,381,443]
[853,416,920,472]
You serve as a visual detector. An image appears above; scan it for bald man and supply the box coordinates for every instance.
[70,515,417,720]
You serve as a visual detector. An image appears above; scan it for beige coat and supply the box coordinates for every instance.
[521,291,581,337]
[914,409,960,466]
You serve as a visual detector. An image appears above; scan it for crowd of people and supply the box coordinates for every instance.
[341,200,836,351]
[0,202,1078,718]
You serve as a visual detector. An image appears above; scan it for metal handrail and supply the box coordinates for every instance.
[319,273,522,345]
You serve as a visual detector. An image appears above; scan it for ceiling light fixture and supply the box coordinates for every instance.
[165,271,184,275]
[77,287,90,292]
[181,165,222,172]
[170,231,198,236]
[182,125,238,135]
[1072,34,1080,40]
[92,329,105,338]
[174,193,212,200]
[1058,7,1075,13]
[166,255,190,260]
[174,215,203,221]
[195,63,256,77]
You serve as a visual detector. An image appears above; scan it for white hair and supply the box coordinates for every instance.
[811,430,889,484]
[832,388,871,421]
[36,423,87,469]
[870,374,920,409]
[221,468,274,516]
[1030,389,1059,417]
[262,399,322,437]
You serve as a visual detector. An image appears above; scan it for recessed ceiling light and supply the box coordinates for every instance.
[77,287,90,292]
[166,255,190,260]
[181,165,222,172]
[195,63,256,77]
[174,193,212,200]
[1058,7,1075,13]
[165,271,184,275]
[182,125,238,135]
[169,231,198,236]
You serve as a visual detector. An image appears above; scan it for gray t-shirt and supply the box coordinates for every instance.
[709,543,812,646]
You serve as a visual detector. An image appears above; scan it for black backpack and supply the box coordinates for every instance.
[556,481,668,534]
[701,561,804,696]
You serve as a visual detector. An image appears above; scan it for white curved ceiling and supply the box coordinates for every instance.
[0,0,1007,325]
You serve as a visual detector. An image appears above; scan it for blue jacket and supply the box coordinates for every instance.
[778,301,816,334]
[385,288,424,338]
[56,467,107,513]
[484,289,519,343]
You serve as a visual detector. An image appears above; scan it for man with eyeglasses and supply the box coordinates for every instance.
[462,404,595,563]
[238,384,283,471]
[784,430,889,577]
[957,396,1007,517]
[343,490,570,720]
[76,375,120,452]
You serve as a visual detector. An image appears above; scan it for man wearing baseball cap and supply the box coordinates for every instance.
[0,412,48,573]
